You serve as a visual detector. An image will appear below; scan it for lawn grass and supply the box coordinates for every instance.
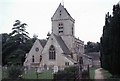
[2,68,8,79]
[23,69,37,79]
[2,67,53,79]
[0,68,2,80]
[89,67,95,79]
[23,69,53,79]
[38,70,53,79]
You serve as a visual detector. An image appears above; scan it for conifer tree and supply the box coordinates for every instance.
[100,3,120,76]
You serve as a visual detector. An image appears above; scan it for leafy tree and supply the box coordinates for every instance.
[1,33,9,44]
[2,20,32,66]
[7,49,25,65]
[2,34,19,65]
[7,65,23,79]
[85,41,100,53]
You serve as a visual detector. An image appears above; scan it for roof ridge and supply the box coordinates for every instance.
[62,54,77,63]
[51,3,63,20]
[53,34,70,54]
[38,39,47,48]
[51,3,75,22]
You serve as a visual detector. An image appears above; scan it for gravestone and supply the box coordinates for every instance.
[53,66,58,73]
[24,67,27,74]
[44,64,47,70]
[37,68,42,73]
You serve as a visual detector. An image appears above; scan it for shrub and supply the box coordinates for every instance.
[8,65,23,79]
[55,66,79,80]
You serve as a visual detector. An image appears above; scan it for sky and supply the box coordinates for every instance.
[0,0,120,44]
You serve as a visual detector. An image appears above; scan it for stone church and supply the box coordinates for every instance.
[24,3,84,70]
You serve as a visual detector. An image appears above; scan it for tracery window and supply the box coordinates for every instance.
[49,45,56,60]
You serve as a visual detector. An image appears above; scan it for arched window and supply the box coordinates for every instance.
[49,45,56,60]
[32,55,34,63]
[40,55,42,62]
[79,57,83,64]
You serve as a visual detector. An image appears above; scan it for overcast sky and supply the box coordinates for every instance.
[0,0,119,44]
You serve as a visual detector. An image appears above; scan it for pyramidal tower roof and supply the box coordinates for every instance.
[51,3,75,22]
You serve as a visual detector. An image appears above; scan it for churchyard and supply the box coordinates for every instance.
[23,69,53,79]
[2,65,97,80]
[2,66,53,79]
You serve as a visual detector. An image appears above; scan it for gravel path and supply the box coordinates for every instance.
[94,68,104,80]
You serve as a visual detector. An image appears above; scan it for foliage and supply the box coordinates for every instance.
[9,20,30,44]
[2,20,34,66]
[2,35,34,65]
[7,65,23,79]
[100,3,120,75]
[7,49,25,65]
[2,34,19,65]
[55,66,79,80]
[85,41,100,53]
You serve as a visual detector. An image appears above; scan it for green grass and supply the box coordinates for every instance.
[101,69,112,79]
[38,70,53,79]
[2,67,53,79]
[23,69,53,79]
[23,69,37,79]
[0,68,2,80]
[89,67,95,79]
[2,68,8,79]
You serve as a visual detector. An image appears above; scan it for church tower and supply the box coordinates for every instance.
[51,3,75,36]
[24,3,85,69]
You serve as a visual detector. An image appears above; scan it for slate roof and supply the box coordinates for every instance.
[39,39,47,48]
[64,8,74,21]
[65,55,77,63]
[81,54,92,59]
[85,52,100,60]
[53,34,70,54]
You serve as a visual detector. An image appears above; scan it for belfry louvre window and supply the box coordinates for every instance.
[49,45,56,60]
[58,22,63,27]
[58,22,63,34]
[59,27,63,29]
[59,31,63,33]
